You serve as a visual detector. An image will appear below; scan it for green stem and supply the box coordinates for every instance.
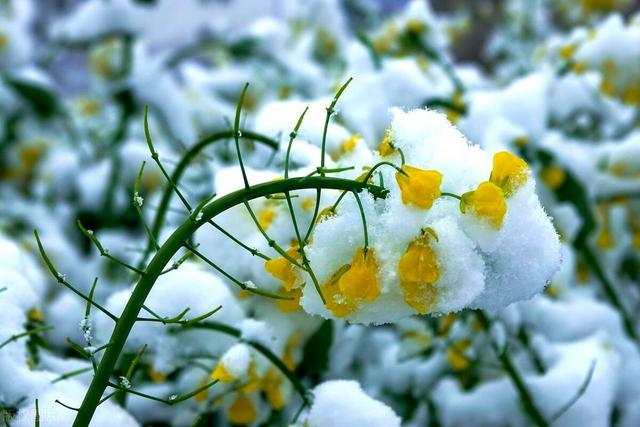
[141,129,278,268]
[72,176,386,427]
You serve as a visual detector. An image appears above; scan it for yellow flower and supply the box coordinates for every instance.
[580,0,618,12]
[258,207,277,230]
[546,284,560,298]
[632,230,640,250]
[27,308,43,322]
[406,19,426,34]
[148,367,168,384]
[262,368,287,410]
[490,151,529,196]
[239,364,261,393]
[514,135,528,147]
[194,378,211,403]
[596,228,615,249]
[398,231,440,314]
[577,262,589,284]
[301,197,316,212]
[282,336,299,370]
[540,165,566,190]
[331,134,361,160]
[395,165,442,209]
[572,61,588,74]
[227,394,257,425]
[378,128,395,157]
[265,247,301,291]
[316,206,336,224]
[275,288,302,313]
[461,181,507,229]
[559,43,577,60]
[438,313,457,336]
[622,82,640,105]
[338,248,380,302]
[211,363,236,383]
[447,339,472,371]
[321,264,356,317]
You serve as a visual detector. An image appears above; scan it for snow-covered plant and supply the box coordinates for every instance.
[2,1,640,427]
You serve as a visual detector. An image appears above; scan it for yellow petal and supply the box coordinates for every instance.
[262,368,287,410]
[211,363,236,383]
[378,128,395,157]
[490,151,529,195]
[395,165,442,209]
[275,288,302,313]
[540,165,566,190]
[338,248,380,302]
[264,247,300,291]
[227,394,257,425]
[447,340,472,371]
[398,233,440,314]
[461,181,507,229]
[321,264,356,317]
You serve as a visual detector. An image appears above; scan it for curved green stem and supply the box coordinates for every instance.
[72,176,386,426]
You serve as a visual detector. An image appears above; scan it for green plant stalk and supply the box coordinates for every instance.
[72,176,386,426]
[140,130,278,266]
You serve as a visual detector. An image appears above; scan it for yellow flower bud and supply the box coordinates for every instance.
[227,394,257,425]
[275,288,302,313]
[258,207,277,230]
[447,339,472,371]
[559,44,576,60]
[27,308,43,322]
[398,232,440,314]
[321,264,356,318]
[265,247,301,291]
[540,165,566,190]
[395,165,442,209]
[148,367,168,384]
[461,181,507,229]
[262,368,287,410]
[596,228,615,249]
[239,364,261,393]
[378,128,395,157]
[338,248,380,302]
[490,151,529,196]
[211,363,236,383]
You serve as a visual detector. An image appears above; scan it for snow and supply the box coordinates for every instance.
[305,380,401,427]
